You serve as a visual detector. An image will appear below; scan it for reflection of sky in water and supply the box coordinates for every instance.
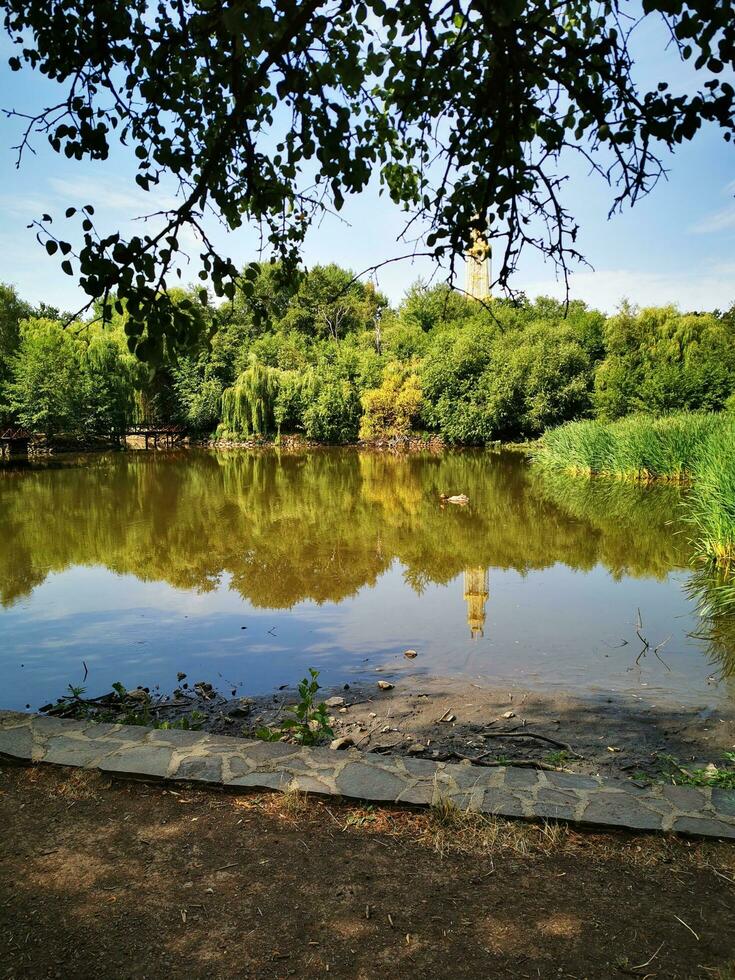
[1,559,728,711]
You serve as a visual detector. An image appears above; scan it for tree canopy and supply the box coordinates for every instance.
[2,265,734,443]
[2,0,734,358]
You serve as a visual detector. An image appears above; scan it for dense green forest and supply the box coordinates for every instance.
[1,265,734,443]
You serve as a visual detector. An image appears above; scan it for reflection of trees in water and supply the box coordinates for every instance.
[532,469,691,581]
[538,469,735,679]
[0,449,694,611]
[686,568,735,681]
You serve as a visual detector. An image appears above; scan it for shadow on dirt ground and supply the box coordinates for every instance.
[1,763,734,979]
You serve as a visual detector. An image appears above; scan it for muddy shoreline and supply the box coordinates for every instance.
[40,672,735,786]
[222,675,735,781]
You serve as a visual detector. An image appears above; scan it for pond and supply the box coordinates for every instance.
[1,448,732,712]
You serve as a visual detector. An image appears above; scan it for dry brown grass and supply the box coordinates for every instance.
[420,797,570,857]
[16,765,105,801]
[183,781,735,879]
[13,765,735,882]
[279,786,310,816]
[224,786,735,884]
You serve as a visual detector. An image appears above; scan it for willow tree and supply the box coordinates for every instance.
[3,0,733,360]
[221,359,282,438]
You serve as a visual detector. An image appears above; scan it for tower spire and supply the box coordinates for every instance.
[465,223,491,300]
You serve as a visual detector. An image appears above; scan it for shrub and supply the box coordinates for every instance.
[274,370,308,434]
[480,322,594,439]
[594,305,735,420]
[302,373,361,443]
[6,317,136,439]
[420,321,496,442]
[359,365,422,440]
[172,356,224,432]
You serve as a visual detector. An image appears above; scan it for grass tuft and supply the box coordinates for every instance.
[426,797,569,857]
[686,417,735,570]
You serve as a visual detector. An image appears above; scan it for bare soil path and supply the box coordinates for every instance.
[1,764,734,979]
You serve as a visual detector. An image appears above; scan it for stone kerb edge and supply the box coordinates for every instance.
[0,711,733,839]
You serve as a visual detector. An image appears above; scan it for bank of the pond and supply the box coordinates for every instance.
[1,427,534,460]
[38,675,735,790]
[4,431,451,457]
[534,412,735,569]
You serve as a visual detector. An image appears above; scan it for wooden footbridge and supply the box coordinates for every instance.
[1,424,188,458]
[0,428,32,458]
[125,423,188,449]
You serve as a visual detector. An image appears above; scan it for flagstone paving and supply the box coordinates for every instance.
[1,711,733,839]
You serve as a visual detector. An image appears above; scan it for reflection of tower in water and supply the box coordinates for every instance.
[463,567,489,639]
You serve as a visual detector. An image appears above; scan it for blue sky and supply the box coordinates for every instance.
[0,22,733,315]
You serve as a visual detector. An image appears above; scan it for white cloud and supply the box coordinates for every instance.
[0,193,55,218]
[690,180,735,234]
[523,266,735,313]
[48,175,178,214]
[691,204,735,234]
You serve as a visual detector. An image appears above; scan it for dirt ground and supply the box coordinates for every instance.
[1,763,734,979]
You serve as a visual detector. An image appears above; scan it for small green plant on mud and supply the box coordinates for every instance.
[102,683,205,730]
[658,752,735,790]
[255,669,334,746]
[544,749,571,768]
[344,806,379,829]
[42,680,205,730]
[155,712,205,731]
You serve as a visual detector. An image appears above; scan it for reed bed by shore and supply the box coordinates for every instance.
[686,421,735,571]
[533,412,735,570]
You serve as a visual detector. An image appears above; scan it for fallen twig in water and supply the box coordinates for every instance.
[653,635,672,671]
[633,608,672,671]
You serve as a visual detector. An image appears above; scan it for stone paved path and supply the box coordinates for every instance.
[1,711,733,838]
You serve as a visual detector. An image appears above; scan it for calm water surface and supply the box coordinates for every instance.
[1,448,732,710]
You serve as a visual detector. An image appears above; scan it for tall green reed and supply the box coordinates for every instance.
[534,411,735,572]
[686,417,735,569]
[534,412,723,480]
